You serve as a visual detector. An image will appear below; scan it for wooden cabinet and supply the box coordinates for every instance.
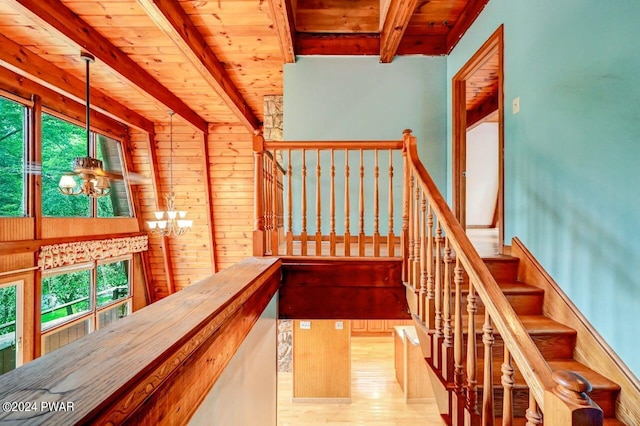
[350,319,412,336]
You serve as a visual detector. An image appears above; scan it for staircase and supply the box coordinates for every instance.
[425,255,625,425]
[252,130,639,425]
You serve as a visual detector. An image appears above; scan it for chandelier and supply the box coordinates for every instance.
[58,52,111,198]
[146,111,193,236]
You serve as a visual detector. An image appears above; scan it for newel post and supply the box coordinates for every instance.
[544,370,603,426]
[401,129,412,283]
[253,130,265,256]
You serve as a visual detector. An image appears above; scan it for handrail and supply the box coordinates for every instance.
[264,140,404,150]
[402,129,555,408]
[0,257,281,424]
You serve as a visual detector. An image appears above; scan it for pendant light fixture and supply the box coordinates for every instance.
[146,111,193,236]
[58,52,111,198]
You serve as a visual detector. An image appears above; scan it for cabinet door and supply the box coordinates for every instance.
[351,320,367,333]
[367,320,385,332]
[384,319,412,332]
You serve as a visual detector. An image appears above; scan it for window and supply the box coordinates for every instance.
[41,257,132,355]
[0,281,23,375]
[41,113,90,217]
[41,113,132,218]
[96,134,131,218]
[0,96,26,217]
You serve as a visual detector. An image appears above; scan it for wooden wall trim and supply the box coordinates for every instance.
[147,129,175,296]
[0,257,281,424]
[11,0,207,133]
[0,231,146,254]
[201,129,217,274]
[511,237,640,425]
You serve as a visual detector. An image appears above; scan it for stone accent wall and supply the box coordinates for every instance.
[263,95,283,142]
[265,94,291,372]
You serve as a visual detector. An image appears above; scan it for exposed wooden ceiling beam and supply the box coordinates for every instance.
[379,0,419,63]
[267,0,296,63]
[0,34,154,134]
[10,0,208,133]
[446,0,490,53]
[296,33,380,55]
[137,0,260,132]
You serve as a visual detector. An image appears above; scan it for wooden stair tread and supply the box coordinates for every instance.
[462,281,544,294]
[461,315,576,336]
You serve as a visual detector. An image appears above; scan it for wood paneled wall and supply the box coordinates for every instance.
[131,122,254,298]
[293,319,351,399]
[209,124,254,271]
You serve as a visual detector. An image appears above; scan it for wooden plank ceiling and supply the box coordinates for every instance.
[0,0,486,300]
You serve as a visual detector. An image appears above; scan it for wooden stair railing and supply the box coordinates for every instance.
[0,257,281,425]
[401,129,604,425]
[253,131,404,257]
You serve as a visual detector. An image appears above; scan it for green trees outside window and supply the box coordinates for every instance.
[41,113,90,217]
[41,258,131,334]
[0,97,26,217]
[1,96,132,218]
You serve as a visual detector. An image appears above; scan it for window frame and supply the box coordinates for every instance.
[40,256,133,345]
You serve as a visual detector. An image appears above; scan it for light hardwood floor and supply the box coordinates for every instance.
[277,336,443,425]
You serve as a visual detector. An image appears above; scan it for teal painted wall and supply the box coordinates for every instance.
[283,56,447,236]
[284,56,447,190]
[448,0,640,376]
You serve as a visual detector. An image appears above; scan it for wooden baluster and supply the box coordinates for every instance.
[452,254,465,426]
[482,312,495,426]
[344,149,351,257]
[373,149,380,256]
[408,173,415,285]
[278,165,284,246]
[301,149,307,256]
[501,347,514,426]
[401,144,409,282]
[271,150,279,255]
[525,395,542,426]
[329,149,336,256]
[315,149,322,256]
[286,150,293,255]
[252,141,264,256]
[466,275,479,421]
[433,220,443,368]
[442,238,453,380]
[358,149,365,256]
[267,154,273,254]
[387,149,395,257]
[419,190,427,322]
[263,155,270,254]
[413,178,421,289]
[425,204,435,331]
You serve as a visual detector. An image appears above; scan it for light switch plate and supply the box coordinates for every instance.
[300,321,311,330]
[335,321,344,330]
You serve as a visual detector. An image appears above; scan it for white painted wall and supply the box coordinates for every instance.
[189,293,277,426]
[465,122,498,227]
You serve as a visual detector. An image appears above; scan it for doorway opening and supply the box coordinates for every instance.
[452,25,504,254]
